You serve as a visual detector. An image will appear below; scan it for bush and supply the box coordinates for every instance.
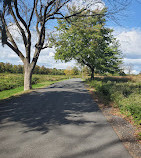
[86,76,141,125]
[32,77,39,84]
[0,73,67,91]
[119,94,141,124]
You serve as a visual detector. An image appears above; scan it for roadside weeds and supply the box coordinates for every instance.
[88,87,141,158]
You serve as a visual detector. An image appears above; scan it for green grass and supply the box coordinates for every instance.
[0,73,70,100]
[0,73,80,100]
[0,86,24,100]
[0,73,68,91]
[32,81,55,89]
[86,76,141,125]
[0,80,64,100]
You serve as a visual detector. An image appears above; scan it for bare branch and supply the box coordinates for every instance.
[1,10,25,62]
[14,0,28,31]
[1,12,19,50]
[41,46,48,49]
[36,20,40,34]
[9,5,28,46]
[14,0,34,62]
[46,0,56,16]
[28,0,36,29]
[41,38,50,49]
[46,0,70,20]
[35,0,41,21]
[49,12,104,20]
[55,12,72,23]
[6,41,25,62]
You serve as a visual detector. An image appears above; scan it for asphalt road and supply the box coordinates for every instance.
[0,78,132,158]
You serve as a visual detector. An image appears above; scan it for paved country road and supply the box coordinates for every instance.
[0,78,132,158]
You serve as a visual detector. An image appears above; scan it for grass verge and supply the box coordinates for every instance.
[0,73,69,91]
[85,76,141,140]
[0,80,62,100]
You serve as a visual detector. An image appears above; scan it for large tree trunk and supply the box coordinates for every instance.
[91,68,94,80]
[24,60,33,91]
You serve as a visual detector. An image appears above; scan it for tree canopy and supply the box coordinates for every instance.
[52,8,122,79]
[0,0,129,89]
[0,0,108,90]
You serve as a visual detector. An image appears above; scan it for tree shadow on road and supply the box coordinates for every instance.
[0,80,133,158]
[0,80,100,134]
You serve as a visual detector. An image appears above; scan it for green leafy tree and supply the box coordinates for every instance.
[72,66,79,75]
[0,62,5,72]
[52,8,122,80]
[4,62,13,73]
[64,66,73,76]
[82,66,91,76]
[0,0,105,90]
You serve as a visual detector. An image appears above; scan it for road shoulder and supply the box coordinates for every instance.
[88,88,141,158]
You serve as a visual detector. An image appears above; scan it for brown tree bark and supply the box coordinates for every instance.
[23,59,33,90]
[91,68,94,80]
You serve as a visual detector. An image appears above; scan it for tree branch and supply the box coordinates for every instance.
[46,0,70,20]
[79,57,93,70]
[14,0,28,31]
[35,0,41,21]
[36,20,40,34]
[3,20,25,63]
[14,0,32,62]
[46,0,56,16]
[6,41,25,62]
[9,5,28,46]
[1,12,19,50]
[41,46,48,49]
[28,0,36,29]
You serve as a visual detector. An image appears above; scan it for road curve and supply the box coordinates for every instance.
[0,78,132,158]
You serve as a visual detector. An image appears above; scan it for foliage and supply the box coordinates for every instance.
[64,66,80,76]
[52,8,122,80]
[0,73,68,92]
[0,62,65,75]
[82,66,91,76]
[86,76,141,125]
[1,0,113,90]
[0,79,64,100]
[72,66,79,75]
[64,66,74,76]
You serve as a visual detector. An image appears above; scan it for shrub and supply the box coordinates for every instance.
[86,76,141,125]
[0,73,67,91]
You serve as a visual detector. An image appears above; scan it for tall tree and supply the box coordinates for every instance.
[52,8,122,79]
[0,0,130,89]
[0,0,106,90]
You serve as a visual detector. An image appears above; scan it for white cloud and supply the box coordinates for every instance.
[132,70,139,74]
[69,0,104,11]
[114,28,141,74]
[123,58,141,65]
[116,28,141,59]
[0,44,76,69]
[37,47,76,69]
[0,22,76,69]
[1,22,141,73]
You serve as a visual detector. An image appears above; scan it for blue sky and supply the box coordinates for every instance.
[122,0,141,28]
[107,0,141,74]
[0,0,141,74]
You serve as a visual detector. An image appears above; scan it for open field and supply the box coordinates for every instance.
[85,75,141,139]
[0,73,69,91]
[0,73,70,100]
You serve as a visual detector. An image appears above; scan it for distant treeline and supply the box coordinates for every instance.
[0,62,65,75]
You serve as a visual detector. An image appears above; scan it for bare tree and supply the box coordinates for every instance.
[126,63,134,75]
[0,0,131,90]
